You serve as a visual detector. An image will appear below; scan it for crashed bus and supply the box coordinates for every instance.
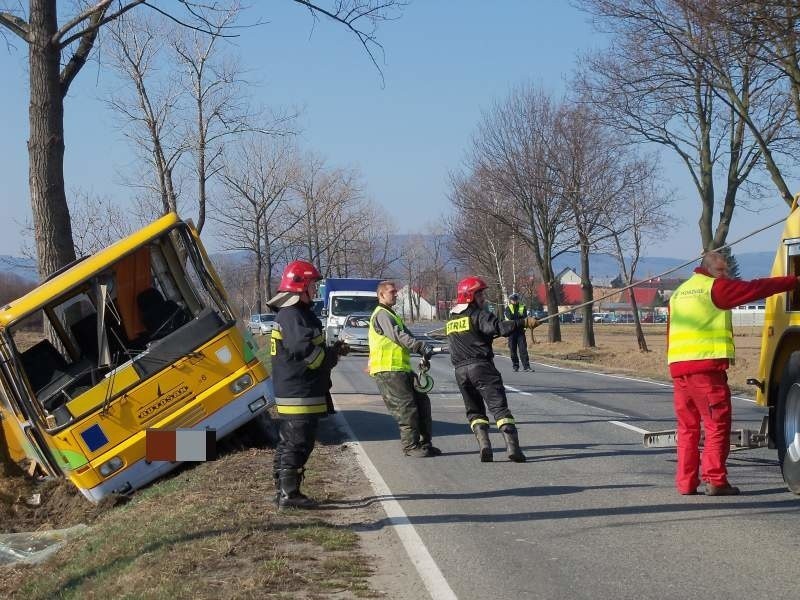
[0,213,272,502]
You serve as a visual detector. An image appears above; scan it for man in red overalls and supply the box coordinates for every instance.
[668,250,798,496]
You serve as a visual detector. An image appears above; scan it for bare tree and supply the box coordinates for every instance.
[0,0,406,279]
[465,85,573,342]
[576,0,781,251]
[448,172,517,300]
[601,165,674,352]
[107,15,184,215]
[551,103,654,348]
[68,189,133,256]
[212,135,300,312]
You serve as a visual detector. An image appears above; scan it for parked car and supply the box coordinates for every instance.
[248,313,276,335]
[593,312,609,323]
[531,309,548,320]
[338,313,371,352]
[616,313,635,323]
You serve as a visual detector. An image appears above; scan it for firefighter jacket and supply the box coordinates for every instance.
[504,303,527,320]
[270,302,331,415]
[446,304,524,368]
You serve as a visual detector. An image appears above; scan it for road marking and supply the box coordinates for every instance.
[505,384,654,436]
[331,409,459,600]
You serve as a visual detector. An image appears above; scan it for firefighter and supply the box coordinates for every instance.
[267,260,342,509]
[504,292,532,372]
[369,280,440,457]
[668,250,799,496]
[446,276,539,462]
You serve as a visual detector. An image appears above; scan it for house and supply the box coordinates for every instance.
[556,267,581,285]
[394,285,437,320]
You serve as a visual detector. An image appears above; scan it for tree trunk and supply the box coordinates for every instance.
[579,238,596,348]
[629,292,649,352]
[29,0,77,278]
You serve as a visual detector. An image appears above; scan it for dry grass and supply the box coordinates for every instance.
[0,438,382,600]
[511,322,764,394]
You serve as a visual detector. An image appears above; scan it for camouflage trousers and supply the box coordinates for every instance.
[373,371,433,451]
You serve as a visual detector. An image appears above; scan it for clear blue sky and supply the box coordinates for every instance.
[0,0,791,260]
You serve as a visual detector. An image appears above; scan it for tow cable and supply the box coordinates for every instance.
[422,211,790,338]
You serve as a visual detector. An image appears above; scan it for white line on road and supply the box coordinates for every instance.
[505,384,654,436]
[331,410,459,600]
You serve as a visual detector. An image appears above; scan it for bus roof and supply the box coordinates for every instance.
[0,213,183,328]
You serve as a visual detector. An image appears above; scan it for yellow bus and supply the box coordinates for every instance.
[0,213,272,502]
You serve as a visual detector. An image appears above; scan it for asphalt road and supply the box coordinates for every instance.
[330,343,800,600]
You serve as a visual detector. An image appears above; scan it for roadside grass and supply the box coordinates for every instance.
[0,442,380,600]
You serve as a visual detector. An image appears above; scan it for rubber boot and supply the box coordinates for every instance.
[501,425,526,462]
[273,471,280,506]
[278,468,317,509]
[472,424,493,462]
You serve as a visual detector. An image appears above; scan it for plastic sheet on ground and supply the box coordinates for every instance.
[0,524,88,567]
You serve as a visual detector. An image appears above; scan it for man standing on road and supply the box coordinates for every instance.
[447,276,539,462]
[504,292,533,372]
[268,260,343,509]
[369,280,440,458]
[668,250,798,496]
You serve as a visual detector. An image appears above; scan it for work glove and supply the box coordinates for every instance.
[322,347,339,370]
[333,339,350,356]
[524,317,540,330]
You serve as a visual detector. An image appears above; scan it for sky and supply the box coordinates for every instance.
[0,0,793,261]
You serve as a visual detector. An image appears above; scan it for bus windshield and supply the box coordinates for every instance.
[7,225,230,431]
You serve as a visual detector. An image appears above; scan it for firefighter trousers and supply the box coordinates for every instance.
[273,414,320,474]
[454,361,514,428]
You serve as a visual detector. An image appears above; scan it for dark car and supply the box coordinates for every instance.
[531,309,548,320]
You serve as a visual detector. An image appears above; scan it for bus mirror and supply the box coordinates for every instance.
[321,308,328,317]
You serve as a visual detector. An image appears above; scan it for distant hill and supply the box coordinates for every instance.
[0,255,37,282]
[0,247,778,286]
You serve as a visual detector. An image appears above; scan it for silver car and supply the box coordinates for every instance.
[338,313,371,352]
[247,313,276,335]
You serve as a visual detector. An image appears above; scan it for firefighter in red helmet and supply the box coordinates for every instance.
[267,260,344,508]
[446,276,539,461]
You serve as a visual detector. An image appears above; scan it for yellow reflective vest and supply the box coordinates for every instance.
[667,273,734,364]
[368,306,411,375]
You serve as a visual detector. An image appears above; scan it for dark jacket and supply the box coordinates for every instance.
[447,304,524,368]
[271,302,332,399]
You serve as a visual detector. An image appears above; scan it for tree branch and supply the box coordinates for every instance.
[58,0,146,48]
[60,5,111,95]
[0,11,30,42]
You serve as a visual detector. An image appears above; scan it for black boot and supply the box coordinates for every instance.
[501,425,526,462]
[278,468,317,509]
[472,423,493,462]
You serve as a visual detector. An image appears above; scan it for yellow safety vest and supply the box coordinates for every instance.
[667,273,734,364]
[507,303,526,318]
[368,306,411,375]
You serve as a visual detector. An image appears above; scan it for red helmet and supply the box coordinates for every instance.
[456,276,488,304]
[278,260,321,293]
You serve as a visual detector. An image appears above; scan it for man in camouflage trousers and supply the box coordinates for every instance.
[368,280,439,457]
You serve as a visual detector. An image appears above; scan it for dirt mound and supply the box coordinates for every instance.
[0,473,126,533]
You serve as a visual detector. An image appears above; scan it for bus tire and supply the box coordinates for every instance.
[776,352,800,494]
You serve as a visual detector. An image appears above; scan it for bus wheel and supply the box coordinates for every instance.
[776,352,800,494]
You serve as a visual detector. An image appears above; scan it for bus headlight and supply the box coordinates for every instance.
[229,373,253,394]
[99,456,124,477]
